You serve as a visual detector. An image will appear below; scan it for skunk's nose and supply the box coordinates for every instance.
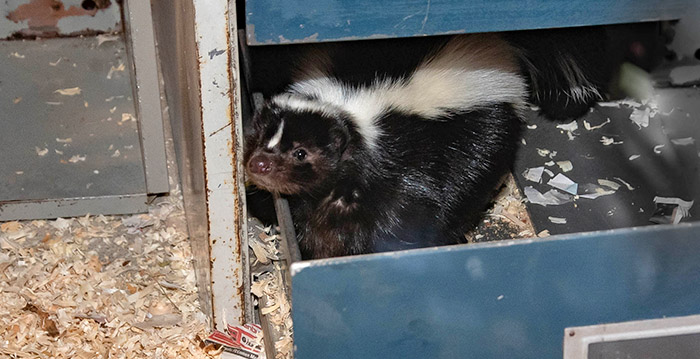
[248,154,272,174]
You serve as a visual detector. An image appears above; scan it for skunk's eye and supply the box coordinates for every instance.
[293,149,307,161]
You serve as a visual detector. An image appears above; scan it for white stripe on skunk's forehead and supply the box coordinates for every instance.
[271,92,344,119]
[266,120,285,149]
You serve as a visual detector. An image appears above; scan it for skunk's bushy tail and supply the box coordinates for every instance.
[506,26,618,120]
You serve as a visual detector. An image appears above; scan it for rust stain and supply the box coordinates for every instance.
[192,17,215,327]
[224,12,248,322]
[8,0,100,28]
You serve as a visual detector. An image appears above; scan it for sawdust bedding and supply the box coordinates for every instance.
[0,189,222,358]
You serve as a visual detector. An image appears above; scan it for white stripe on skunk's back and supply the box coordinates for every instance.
[272,33,527,150]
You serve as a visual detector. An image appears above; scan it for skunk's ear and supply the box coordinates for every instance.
[329,124,350,154]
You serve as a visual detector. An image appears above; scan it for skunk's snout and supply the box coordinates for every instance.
[248,154,272,175]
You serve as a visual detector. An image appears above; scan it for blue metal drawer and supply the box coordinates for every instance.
[245,0,693,45]
[291,222,700,358]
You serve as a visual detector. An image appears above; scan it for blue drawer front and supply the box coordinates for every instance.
[291,223,700,358]
[245,0,693,45]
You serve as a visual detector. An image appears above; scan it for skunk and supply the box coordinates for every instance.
[244,29,615,259]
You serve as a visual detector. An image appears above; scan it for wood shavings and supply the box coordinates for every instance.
[68,155,87,163]
[1,221,22,232]
[121,113,137,124]
[629,154,641,161]
[250,227,293,359]
[97,34,121,46]
[54,87,82,96]
[107,63,126,80]
[13,97,22,104]
[35,147,49,157]
[49,57,62,66]
[56,138,73,143]
[537,230,550,237]
[653,144,665,154]
[0,189,217,358]
[466,175,536,242]
[10,52,25,59]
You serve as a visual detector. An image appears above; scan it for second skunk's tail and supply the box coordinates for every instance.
[506,26,618,120]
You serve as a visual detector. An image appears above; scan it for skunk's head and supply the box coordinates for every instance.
[244,98,352,195]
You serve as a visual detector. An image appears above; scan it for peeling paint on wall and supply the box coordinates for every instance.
[2,0,121,38]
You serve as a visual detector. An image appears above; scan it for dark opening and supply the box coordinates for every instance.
[81,0,97,10]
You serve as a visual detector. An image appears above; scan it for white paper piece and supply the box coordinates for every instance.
[556,121,578,140]
[613,177,635,190]
[597,101,622,108]
[556,161,573,172]
[620,98,643,108]
[630,108,651,129]
[671,137,695,146]
[556,121,578,132]
[547,173,578,195]
[548,216,567,224]
[653,197,695,224]
[523,166,545,183]
[527,124,537,129]
[584,118,611,130]
[597,179,621,190]
[629,154,641,161]
[579,191,616,199]
[601,136,623,145]
[523,186,573,206]
[578,183,616,199]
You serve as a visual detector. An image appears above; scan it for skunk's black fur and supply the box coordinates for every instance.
[245,28,618,259]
